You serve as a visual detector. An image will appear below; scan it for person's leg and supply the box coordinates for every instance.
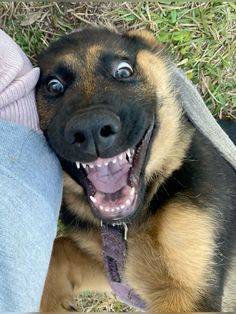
[0,29,63,311]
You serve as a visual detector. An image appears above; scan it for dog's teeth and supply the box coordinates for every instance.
[121,204,125,209]
[105,208,109,212]
[82,163,87,168]
[126,199,131,205]
[89,164,94,168]
[127,149,132,161]
[90,196,97,203]
[116,207,120,210]
[97,164,102,167]
[112,158,117,164]
[105,162,109,166]
[99,205,104,210]
[119,154,123,160]
[130,187,135,196]
[76,162,80,169]
[111,208,115,212]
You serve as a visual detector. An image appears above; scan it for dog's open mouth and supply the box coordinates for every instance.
[73,121,154,222]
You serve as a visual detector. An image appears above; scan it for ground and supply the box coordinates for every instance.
[0,1,235,312]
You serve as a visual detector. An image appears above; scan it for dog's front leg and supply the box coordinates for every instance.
[125,201,217,312]
[40,237,110,312]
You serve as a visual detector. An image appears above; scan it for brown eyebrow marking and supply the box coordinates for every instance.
[81,45,102,101]
[57,53,78,67]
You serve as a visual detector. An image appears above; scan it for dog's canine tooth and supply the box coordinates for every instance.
[130,187,135,196]
[99,205,104,210]
[127,149,132,161]
[76,162,80,169]
[126,199,131,205]
[90,196,97,203]
[112,158,117,164]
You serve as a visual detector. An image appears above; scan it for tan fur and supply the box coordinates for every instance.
[125,198,217,311]
[40,237,110,312]
[81,45,101,101]
[41,199,216,312]
[69,229,103,262]
[127,29,159,47]
[136,50,194,183]
[39,30,218,312]
[57,53,78,67]
[63,172,84,195]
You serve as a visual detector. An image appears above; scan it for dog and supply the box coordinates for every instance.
[36,28,236,312]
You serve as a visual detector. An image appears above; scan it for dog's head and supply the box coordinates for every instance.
[37,28,192,224]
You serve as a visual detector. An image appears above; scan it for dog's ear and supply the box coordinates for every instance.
[125,29,158,48]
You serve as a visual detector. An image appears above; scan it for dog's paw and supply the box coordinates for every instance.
[41,293,78,312]
[61,296,78,312]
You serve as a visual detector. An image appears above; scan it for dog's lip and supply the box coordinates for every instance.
[74,118,155,222]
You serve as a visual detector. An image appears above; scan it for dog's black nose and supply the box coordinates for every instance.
[64,110,121,158]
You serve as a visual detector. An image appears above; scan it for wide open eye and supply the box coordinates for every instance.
[113,62,133,80]
[47,78,65,95]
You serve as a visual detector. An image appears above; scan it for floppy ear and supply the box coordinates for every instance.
[125,29,158,47]
[126,29,157,46]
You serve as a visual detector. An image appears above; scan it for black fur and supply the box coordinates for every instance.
[38,29,157,163]
[37,28,236,311]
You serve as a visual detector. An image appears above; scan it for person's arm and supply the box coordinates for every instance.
[0,30,63,311]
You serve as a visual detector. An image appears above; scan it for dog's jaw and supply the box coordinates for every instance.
[76,149,137,221]
[73,120,155,222]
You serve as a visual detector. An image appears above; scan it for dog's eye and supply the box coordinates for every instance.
[113,62,133,80]
[47,79,65,95]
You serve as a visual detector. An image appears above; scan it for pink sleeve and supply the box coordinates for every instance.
[0,29,40,131]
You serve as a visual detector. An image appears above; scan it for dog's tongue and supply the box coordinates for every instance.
[87,158,131,194]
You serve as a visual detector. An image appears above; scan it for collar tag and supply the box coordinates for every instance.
[101,221,128,240]
[112,222,128,241]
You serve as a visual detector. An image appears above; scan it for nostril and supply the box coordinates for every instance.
[100,125,115,138]
[73,132,86,144]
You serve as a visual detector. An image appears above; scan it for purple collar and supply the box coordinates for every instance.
[101,223,146,311]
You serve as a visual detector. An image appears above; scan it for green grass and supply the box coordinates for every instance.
[1,1,235,311]
[76,292,135,312]
[112,2,236,118]
[0,2,235,119]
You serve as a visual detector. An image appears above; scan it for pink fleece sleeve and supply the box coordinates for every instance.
[0,29,40,131]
